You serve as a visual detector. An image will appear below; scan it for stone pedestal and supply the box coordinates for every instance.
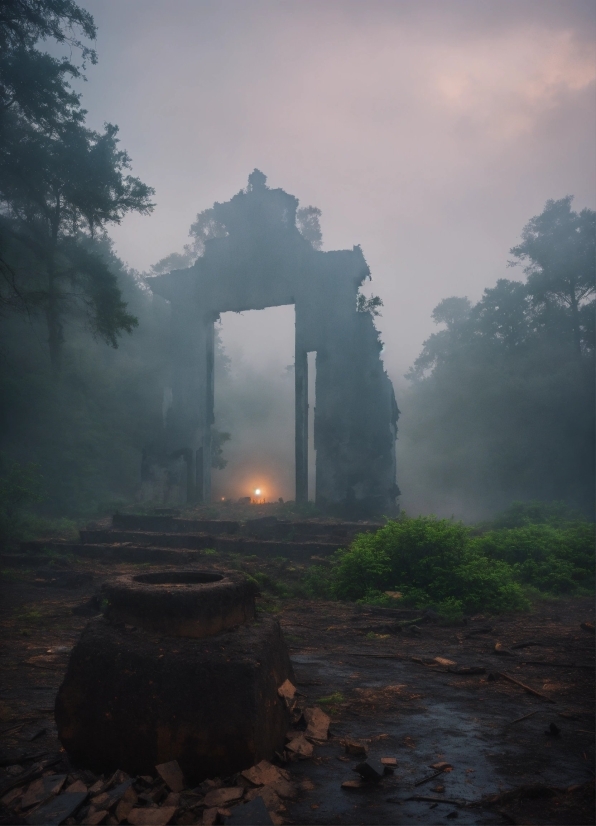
[55,571,293,782]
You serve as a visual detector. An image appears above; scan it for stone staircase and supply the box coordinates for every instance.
[17,514,384,565]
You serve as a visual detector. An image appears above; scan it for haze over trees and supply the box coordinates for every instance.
[400,197,595,519]
[0,0,154,370]
[0,0,593,537]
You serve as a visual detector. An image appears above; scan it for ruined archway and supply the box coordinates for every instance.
[148,171,399,515]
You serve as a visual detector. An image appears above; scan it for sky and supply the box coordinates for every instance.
[74,0,595,384]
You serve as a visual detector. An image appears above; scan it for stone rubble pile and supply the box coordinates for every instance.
[0,685,331,826]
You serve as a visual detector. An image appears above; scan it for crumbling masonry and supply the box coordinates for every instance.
[149,171,399,515]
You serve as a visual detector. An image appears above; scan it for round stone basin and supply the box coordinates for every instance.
[101,569,257,638]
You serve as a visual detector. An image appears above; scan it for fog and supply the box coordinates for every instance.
[0,0,594,523]
[213,307,296,503]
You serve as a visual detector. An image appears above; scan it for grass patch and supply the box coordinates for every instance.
[317,691,345,706]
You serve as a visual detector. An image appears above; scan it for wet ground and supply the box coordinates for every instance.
[0,557,594,825]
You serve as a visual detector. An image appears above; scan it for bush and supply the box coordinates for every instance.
[471,522,595,593]
[325,508,596,614]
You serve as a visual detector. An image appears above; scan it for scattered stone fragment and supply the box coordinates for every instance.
[430,762,453,771]
[21,774,66,809]
[225,795,273,825]
[203,787,244,808]
[494,643,515,656]
[65,780,87,794]
[277,679,296,704]
[434,785,445,793]
[285,734,314,759]
[380,757,397,770]
[25,791,88,825]
[434,657,457,667]
[266,779,296,800]
[115,786,138,821]
[155,761,185,793]
[245,786,282,813]
[304,707,330,741]
[343,740,367,757]
[341,779,363,790]
[127,807,177,825]
[354,760,384,783]
[241,761,284,787]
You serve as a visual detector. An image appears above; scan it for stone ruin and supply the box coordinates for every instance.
[146,170,399,516]
[55,570,294,782]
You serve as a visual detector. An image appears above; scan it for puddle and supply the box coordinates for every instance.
[286,651,590,824]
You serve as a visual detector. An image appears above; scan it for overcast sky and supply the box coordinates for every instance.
[76,0,595,384]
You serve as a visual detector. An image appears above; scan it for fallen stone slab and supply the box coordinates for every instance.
[203,787,244,807]
[25,791,87,825]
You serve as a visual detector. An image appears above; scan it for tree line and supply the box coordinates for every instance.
[401,196,595,518]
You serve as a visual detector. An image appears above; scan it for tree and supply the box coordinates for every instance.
[402,199,595,518]
[509,197,596,357]
[0,0,154,370]
[296,205,322,249]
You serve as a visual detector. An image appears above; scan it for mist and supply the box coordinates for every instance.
[0,0,594,526]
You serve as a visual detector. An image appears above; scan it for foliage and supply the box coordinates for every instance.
[321,511,593,615]
[0,0,154,369]
[403,198,595,517]
[0,455,44,548]
[356,293,383,316]
[296,205,322,249]
[0,239,170,515]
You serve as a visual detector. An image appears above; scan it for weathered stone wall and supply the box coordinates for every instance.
[148,171,399,514]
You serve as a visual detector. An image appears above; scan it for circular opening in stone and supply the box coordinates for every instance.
[133,572,224,585]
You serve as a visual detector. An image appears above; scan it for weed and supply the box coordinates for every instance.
[317,691,345,705]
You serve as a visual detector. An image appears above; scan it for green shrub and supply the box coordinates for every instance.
[330,515,529,614]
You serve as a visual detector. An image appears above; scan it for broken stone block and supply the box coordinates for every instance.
[203,788,244,808]
[343,740,366,757]
[65,780,88,794]
[240,761,284,787]
[25,792,88,825]
[304,707,330,741]
[115,787,138,822]
[245,786,282,813]
[285,735,313,759]
[21,775,66,809]
[353,760,384,782]
[155,761,185,793]
[56,572,293,783]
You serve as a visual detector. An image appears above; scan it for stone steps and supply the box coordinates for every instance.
[14,514,384,566]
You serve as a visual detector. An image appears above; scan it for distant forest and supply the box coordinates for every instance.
[0,1,594,530]
[400,195,595,519]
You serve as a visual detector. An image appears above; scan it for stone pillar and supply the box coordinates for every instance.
[202,318,215,503]
[295,345,308,504]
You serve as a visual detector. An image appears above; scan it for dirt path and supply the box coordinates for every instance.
[0,560,594,825]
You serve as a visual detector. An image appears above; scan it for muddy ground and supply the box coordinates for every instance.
[0,555,594,825]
